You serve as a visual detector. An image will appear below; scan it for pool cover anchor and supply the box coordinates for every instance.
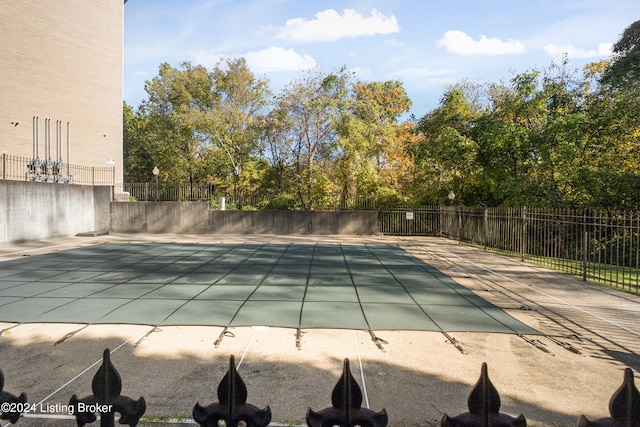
[518,334,554,356]
[366,330,388,353]
[134,326,162,348]
[55,324,90,346]
[214,327,236,348]
[295,328,305,350]
[0,323,20,337]
[442,331,466,354]
[546,335,583,355]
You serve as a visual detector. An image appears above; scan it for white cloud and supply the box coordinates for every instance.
[245,47,317,72]
[192,47,316,73]
[437,30,525,56]
[543,42,612,59]
[275,8,400,42]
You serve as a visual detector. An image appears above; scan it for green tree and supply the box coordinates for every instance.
[602,19,640,89]
[413,82,482,204]
[138,62,214,184]
[272,67,352,210]
[204,58,271,205]
[122,101,152,182]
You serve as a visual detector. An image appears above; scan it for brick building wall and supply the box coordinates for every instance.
[0,0,124,184]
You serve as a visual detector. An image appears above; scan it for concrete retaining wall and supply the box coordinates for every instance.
[110,202,378,235]
[110,202,210,233]
[0,181,112,243]
[1,186,377,243]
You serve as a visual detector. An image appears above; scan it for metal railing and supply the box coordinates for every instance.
[436,207,640,295]
[215,193,381,211]
[1,349,637,426]
[116,182,215,202]
[0,153,115,186]
[114,185,384,209]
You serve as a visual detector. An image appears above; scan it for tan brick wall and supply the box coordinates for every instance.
[0,0,124,184]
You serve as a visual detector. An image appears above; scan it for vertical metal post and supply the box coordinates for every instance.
[521,207,527,262]
[2,153,5,180]
[92,167,95,186]
[583,209,588,282]
[457,207,462,244]
[66,121,70,177]
[483,207,488,251]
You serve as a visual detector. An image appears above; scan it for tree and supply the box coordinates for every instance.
[204,57,271,206]
[122,101,152,182]
[137,62,214,184]
[412,82,482,204]
[272,67,352,210]
[602,19,640,89]
[335,80,412,204]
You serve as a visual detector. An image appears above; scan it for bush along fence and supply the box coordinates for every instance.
[1,349,638,426]
[0,153,115,186]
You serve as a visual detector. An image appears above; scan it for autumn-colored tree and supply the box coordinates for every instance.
[336,80,412,205]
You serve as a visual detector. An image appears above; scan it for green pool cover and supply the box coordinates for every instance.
[0,243,537,334]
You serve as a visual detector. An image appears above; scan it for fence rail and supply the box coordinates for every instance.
[117,182,214,202]
[0,153,114,186]
[115,185,384,209]
[427,206,640,295]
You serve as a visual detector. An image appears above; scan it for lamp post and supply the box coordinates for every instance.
[152,166,159,201]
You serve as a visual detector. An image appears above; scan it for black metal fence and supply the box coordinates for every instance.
[117,182,215,202]
[1,349,637,426]
[404,207,640,295]
[115,185,384,210]
[0,153,115,186]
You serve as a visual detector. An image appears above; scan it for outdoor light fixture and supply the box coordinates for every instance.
[152,166,159,201]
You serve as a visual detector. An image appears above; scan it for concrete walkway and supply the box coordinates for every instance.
[1,234,639,427]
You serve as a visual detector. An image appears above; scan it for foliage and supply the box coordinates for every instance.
[412,56,640,208]
[124,20,640,210]
[602,19,640,89]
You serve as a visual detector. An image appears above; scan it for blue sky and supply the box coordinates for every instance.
[124,0,640,118]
